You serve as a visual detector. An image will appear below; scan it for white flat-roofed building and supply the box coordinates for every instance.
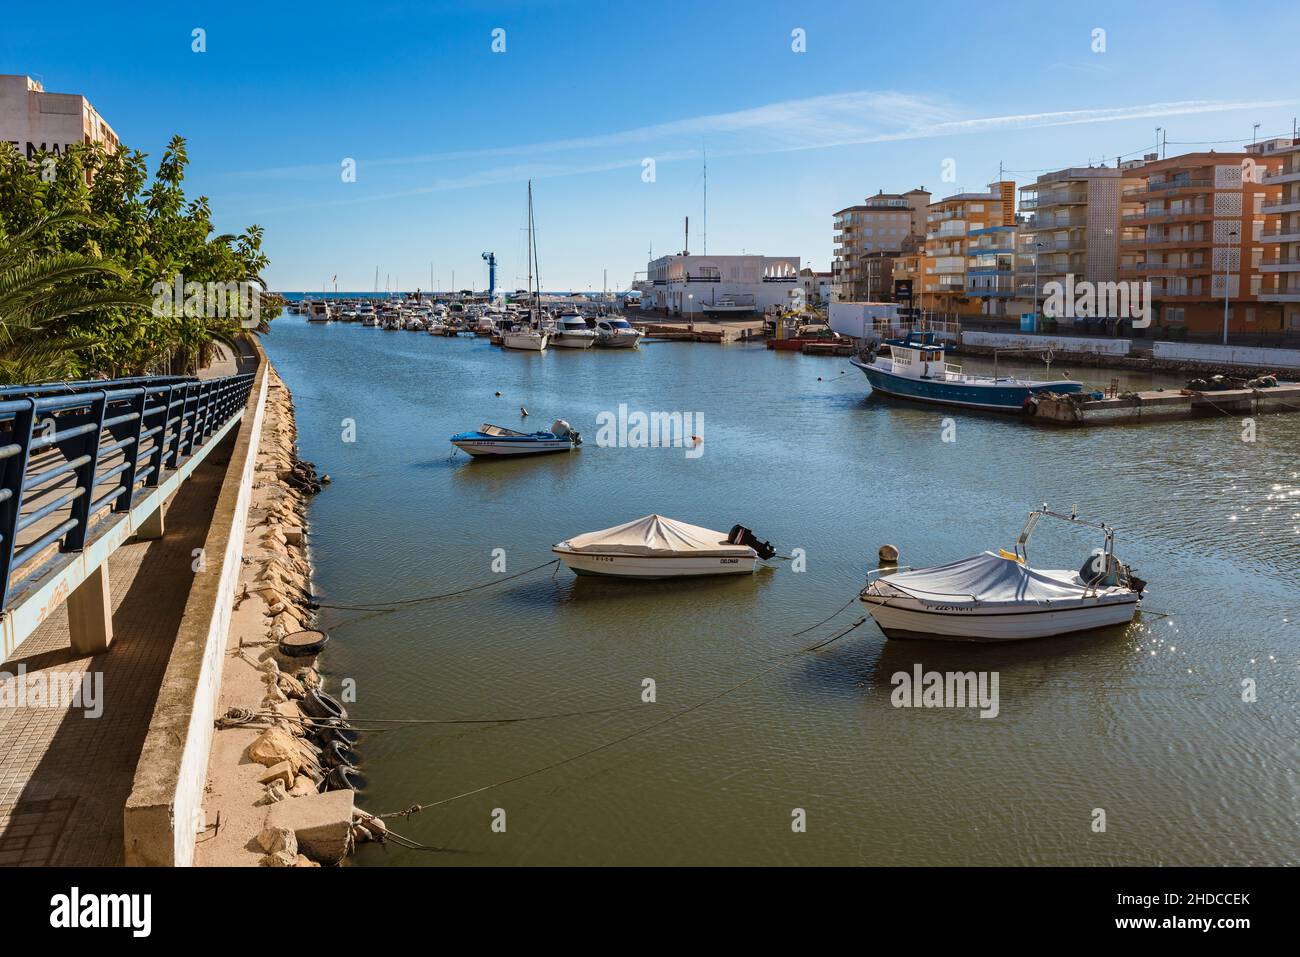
[642,254,801,316]
[0,74,120,162]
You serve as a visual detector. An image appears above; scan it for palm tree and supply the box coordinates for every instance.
[0,211,146,383]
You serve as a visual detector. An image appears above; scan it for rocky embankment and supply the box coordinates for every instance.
[196,366,383,867]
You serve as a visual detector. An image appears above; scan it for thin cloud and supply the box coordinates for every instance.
[233,92,1297,213]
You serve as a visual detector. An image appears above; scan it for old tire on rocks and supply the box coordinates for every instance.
[279,629,329,658]
[325,765,366,792]
[302,688,348,721]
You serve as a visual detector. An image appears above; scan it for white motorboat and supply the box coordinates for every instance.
[551,311,597,349]
[450,419,580,457]
[594,317,643,348]
[860,506,1145,642]
[501,328,548,351]
[553,514,775,579]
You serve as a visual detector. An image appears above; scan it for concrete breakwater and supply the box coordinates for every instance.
[195,366,381,866]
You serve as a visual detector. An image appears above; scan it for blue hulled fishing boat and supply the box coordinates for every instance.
[849,331,1084,412]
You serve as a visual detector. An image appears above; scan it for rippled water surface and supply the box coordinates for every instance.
[263,317,1299,866]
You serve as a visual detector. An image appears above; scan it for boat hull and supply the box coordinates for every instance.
[595,334,641,349]
[502,333,548,351]
[452,439,574,457]
[550,333,596,349]
[861,595,1139,642]
[850,356,1083,412]
[553,549,756,578]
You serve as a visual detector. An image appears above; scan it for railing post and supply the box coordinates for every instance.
[165,384,185,470]
[109,389,147,513]
[60,392,108,553]
[0,399,37,614]
[180,383,199,458]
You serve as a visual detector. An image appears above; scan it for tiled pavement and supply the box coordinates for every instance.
[0,433,235,866]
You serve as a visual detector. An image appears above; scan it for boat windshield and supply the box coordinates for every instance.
[606,320,632,329]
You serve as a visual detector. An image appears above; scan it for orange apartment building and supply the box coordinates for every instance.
[832,188,930,301]
[921,181,1014,315]
[1118,148,1284,336]
[1258,138,1300,333]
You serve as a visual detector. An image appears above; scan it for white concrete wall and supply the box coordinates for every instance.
[1151,341,1300,370]
[960,331,1132,356]
[170,368,268,866]
[123,363,268,866]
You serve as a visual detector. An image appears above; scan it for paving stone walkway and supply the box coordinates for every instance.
[0,433,234,866]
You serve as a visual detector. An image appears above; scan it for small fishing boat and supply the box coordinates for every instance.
[860,506,1144,642]
[551,311,597,349]
[849,331,1084,412]
[450,419,580,457]
[594,317,643,348]
[701,296,754,317]
[553,514,775,579]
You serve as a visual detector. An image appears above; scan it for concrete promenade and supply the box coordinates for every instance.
[0,434,234,865]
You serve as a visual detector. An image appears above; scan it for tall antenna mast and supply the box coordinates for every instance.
[703,147,707,256]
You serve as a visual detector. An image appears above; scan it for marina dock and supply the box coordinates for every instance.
[1029,382,1300,425]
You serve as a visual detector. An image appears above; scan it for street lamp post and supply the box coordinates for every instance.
[1222,229,1238,345]
[1032,241,1047,328]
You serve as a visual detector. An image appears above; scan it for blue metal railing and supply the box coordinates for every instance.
[0,372,255,615]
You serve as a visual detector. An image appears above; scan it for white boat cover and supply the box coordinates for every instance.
[562,514,753,558]
[875,551,1088,605]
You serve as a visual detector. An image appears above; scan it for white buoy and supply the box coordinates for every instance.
[520,406,529,417]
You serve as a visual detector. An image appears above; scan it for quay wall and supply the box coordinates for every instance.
[123,344,269,866]
[959,331,1133,357]
[1151,341,1300,371]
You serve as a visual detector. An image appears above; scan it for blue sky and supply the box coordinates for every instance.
[4,0,1299,291]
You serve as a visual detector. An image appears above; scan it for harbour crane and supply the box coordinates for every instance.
[482,251,497,299]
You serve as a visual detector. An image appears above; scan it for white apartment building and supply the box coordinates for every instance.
[1258,138,1300,331]
[642,254,801,316]
[0,74,119,160]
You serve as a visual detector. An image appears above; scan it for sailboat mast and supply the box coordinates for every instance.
[526,181,534,320]
[703,147,707,256]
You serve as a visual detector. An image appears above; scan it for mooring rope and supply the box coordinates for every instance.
[373,609,870,821]
[311,558,560,611]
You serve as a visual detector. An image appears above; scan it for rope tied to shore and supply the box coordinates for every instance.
[311,558,560,612]
[371,599,870,822]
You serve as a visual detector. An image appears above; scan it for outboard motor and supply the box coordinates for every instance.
[550,418,580,445]
[728,524,776,560]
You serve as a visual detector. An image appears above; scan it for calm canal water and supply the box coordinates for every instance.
[263,316,1299,866]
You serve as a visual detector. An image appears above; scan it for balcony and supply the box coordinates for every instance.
[1260,257,1300,272]
[1024,214,1088,230]
[1122,178,1213,198]
[1262,168,1300,185]
[1120,261,1211,274]
[1020,189,1087,209]
[1262,198,1300,215]
[1123,207,1211,224]
[1260,229,1300,244]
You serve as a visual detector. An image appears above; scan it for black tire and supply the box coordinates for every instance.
[302,687,348,721]
[279,629,329,658]
[311,718,362,747]
[322,739,359,769]
[325,765,366,792]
